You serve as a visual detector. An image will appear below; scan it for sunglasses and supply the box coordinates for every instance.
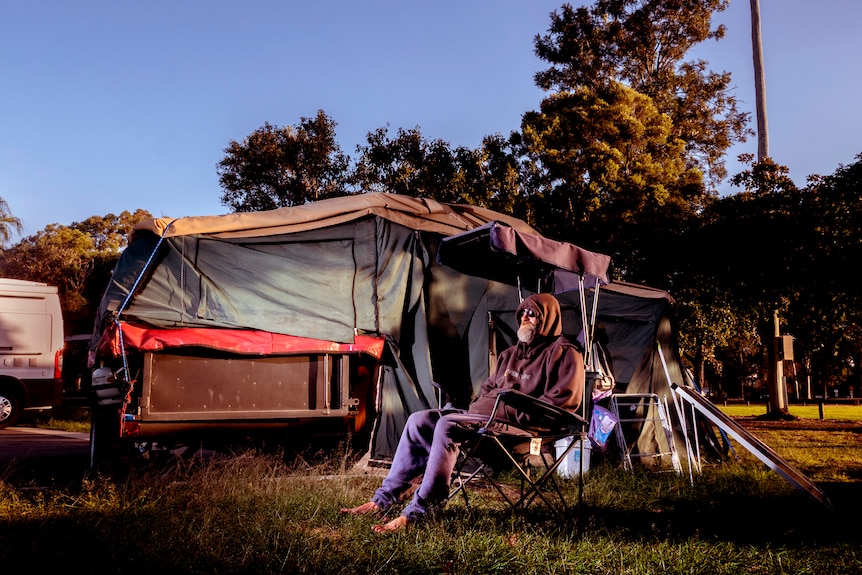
[519,309,538,320]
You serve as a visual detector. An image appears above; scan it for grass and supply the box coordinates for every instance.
[718,402,862,422]
[2,409,862,574]
[17,405,91,433]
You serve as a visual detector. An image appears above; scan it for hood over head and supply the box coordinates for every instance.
[515,293,562,339]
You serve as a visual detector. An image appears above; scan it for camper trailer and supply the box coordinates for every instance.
[87,194,533,460]
[0,278,65,428]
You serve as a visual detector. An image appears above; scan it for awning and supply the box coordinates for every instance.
[436,221,611,290]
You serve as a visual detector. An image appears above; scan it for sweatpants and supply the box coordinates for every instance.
[371,408,488,520]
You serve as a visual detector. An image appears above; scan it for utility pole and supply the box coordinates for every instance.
[751,0,769,160]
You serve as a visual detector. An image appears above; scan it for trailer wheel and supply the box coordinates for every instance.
[0,388,21,429]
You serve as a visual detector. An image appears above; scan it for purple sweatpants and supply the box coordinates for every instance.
[372,409,488,520]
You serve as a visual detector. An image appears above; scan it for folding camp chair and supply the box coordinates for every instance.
[449,389,588,521]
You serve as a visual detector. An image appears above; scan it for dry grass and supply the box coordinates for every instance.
[1,415,861,574]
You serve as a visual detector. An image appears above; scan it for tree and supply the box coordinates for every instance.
[217,110,350,212]
[675,293,761,399]
[2,225,95,314]
[70,209,153,253]
[0,197,23,248]
[789,155,862,395]
[533,0,749,189]
[351,125,457,199]
[351,126,525,211]
[0,209,152,332]
[687,156,807,411]
[517,81,703,283]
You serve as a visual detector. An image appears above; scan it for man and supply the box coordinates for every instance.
[341,293,585,533]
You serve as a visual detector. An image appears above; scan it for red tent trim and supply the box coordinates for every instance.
[98,322,385,359]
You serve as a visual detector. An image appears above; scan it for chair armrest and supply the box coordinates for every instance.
[492,389,587,430]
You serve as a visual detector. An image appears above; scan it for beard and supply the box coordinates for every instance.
[517,324,536,344]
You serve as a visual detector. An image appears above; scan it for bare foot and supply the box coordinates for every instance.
[340,501,381,516]
[372,515,409,534]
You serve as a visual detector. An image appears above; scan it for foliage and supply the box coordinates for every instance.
[71,210,153,254]
[217,110,351,212]
[517,81,704,280]
[0,209,152,332]
[684,155,860,392]
[350,127,526,214]
[676,294,762,397]
[0,197,23,248]
[790,155,862,393]
[533,0,750,188]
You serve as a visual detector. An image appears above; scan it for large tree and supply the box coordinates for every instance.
[518,81,703,283]
[217,110,350,212]
[789,155,862,395]
[533,0,750,189]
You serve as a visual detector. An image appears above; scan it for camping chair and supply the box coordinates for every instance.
[449,389,588,521]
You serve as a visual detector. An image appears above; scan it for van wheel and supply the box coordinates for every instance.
[0,390,21,429]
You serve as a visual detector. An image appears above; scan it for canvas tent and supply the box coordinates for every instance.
[554,281,724,466]
[91,192,707,466]
[91,193,559,461]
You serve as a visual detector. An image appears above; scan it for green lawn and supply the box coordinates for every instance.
[718,402,862,421]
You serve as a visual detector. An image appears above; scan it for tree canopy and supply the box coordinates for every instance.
[217,110,350,212]
[0,209,152,332]
[533,0,749,188]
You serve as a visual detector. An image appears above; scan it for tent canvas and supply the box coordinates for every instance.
[92,193,542,461]
[554,281,722,465]
[92,193,708,465]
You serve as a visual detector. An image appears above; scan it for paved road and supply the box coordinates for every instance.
[0,427,90,485]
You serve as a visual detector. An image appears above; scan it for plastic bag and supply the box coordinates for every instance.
[588,404,618,452]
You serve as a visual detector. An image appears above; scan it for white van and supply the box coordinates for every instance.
[0,278,64,428]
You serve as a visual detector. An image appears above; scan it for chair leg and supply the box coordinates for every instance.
[506,436,585,522]
[450,432,585,523]
[449,436,518,510]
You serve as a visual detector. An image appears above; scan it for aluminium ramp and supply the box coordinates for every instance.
[671,383,833,509]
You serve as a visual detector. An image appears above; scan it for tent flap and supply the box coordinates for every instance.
[437,221,611,288]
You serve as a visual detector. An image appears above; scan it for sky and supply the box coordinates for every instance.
[2,1,860,240]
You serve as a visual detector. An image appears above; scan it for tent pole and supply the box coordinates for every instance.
[577,275,591,369]
[589,281,601,352]
[658,342,696,485]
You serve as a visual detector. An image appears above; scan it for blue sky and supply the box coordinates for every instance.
[2,1,860,240]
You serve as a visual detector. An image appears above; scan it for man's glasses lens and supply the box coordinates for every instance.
[520,309,537,319]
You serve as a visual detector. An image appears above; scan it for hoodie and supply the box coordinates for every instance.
[467,293,585,426]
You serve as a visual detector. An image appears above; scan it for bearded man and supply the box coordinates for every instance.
[341,293,585,533]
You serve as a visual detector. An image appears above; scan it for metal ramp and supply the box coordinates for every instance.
[610,393,682,473]
[671,383,833,509]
